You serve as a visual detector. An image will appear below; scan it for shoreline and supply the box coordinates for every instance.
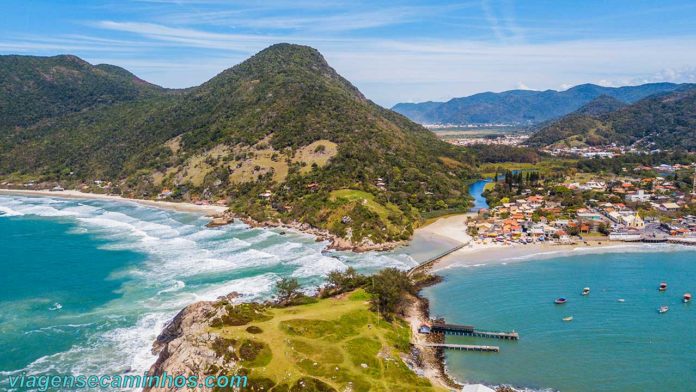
[404,212,696,391]
[0,188,228,215]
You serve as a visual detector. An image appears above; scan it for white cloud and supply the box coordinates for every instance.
[3,18,696,105]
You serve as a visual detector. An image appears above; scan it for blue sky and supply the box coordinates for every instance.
[2,0,696,106]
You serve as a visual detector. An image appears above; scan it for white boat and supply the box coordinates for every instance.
[582,287,590,296]
[659,282,667,291]
[563,316,573,322]
[658,306,669,314]
[684,293,692,303]
[617,298,625,303]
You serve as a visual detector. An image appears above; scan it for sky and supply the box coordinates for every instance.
[2,0,696,107]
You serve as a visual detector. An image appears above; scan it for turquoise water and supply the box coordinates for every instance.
[468,179,491,212]
[423,249,696,391]
[0,196,414,390]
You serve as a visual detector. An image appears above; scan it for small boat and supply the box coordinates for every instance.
[563,316,573,322]
[659,282,667,291]
[582,287,590,296]
[554,297,567,304]
[617,298,625,303]
[684,293,692,303]
[49,303,62,311]
[658,306,669,314]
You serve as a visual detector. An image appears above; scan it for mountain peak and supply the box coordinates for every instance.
[246,43,330,72]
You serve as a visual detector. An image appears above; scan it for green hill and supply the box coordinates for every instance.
[392,82,686,125]
[0,44,476,245]
[0,54,167,130]
[526,87,696,150]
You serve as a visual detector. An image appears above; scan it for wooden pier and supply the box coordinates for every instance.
[422,343,500,352]
[431,323,519,340]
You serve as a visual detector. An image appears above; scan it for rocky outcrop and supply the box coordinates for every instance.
[144,293,239,392]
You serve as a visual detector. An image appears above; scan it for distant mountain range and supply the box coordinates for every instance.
[525,86,696,150]
[392,83,687,125]
[0,44,477,246]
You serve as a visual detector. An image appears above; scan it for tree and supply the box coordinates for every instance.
[326,267,366,293]
[275,278,301,303]
[597,222,610,235]
[366,268,415,318]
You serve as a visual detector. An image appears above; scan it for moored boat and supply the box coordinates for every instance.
[659,282,667,291]
[563,316,573,322]
[582,287,590,296]
[554,297,567,304]
[658,306,669,314]
[684,293,692,303]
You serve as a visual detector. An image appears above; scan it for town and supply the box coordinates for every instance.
[466,162,696,246]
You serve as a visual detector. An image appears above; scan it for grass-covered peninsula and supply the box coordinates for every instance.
[147,286,447,392]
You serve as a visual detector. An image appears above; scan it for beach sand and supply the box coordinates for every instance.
[413,212,654,271]
[0,189,228,215]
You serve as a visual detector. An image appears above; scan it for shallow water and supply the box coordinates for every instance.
[0,195,415,389]
[423,249,696,391]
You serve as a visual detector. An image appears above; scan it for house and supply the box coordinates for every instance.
[625,190,652,202]
[462,385,496,392]
[659,202,681,212]
[157,189,173,199]
[577,210,603,221]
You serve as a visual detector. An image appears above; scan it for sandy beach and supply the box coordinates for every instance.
[413,212,663,272]
[0,189,228,215]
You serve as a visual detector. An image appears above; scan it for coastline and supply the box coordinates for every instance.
[0,189,228,215]
[403,212,695,391]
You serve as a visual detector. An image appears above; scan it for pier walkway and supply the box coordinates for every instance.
[430,323,519,340]
[422,343,500,352]
[407,243,466,276]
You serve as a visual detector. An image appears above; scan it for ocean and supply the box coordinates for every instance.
[423,247,696,391]
[0,195,415,390]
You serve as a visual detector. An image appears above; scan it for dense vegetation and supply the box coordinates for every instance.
[392,82,685,125]
[0,54,166,131]
[467,144,542,164]
[573,95,627,116]
[0,44,477,244]
[526,87,696,150]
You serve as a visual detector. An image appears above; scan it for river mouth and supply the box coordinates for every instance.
[468,179,491,212]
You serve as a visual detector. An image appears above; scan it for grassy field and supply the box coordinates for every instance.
[209,289,445,391]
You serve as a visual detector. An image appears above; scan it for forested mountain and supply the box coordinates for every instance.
[0,44,477,245]
[525,87,696,150]
[0,54,167,130]
[391,82,685,125]
[573,95,627,116]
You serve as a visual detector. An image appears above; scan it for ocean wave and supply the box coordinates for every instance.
[0,194,401,386]
[501,243,692,263]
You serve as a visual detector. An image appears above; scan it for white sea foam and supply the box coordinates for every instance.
[2,195,377,387]
[0,205,22,216]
